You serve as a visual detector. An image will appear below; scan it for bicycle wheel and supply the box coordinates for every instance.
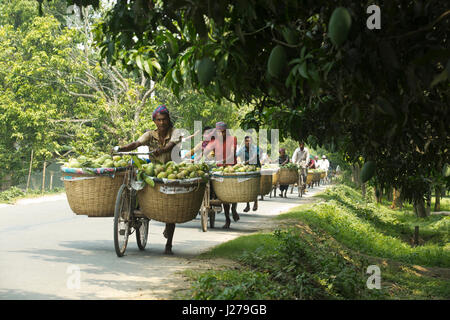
[136,218,149,250]
[114,184,131,257]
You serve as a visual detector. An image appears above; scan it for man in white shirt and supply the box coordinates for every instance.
[320,155,330,171]
[320,155,330,182]
[291,142,310,168]
[291,142,309,192]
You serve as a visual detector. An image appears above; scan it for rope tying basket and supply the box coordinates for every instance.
[211,171,261,203]
[61,167,126,217]
[278,168,299,185]
[137,178,206,224]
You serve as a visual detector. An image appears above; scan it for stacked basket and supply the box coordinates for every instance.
[278,168,299,185]
[62,168,125,217]
[260,168,276,196]
[137,178,206,224]
[211,171,261,203]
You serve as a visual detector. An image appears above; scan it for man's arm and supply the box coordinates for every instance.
[291,149,298,163]
[117,141,142,152]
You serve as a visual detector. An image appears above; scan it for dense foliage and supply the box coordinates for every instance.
[87,0,449,207]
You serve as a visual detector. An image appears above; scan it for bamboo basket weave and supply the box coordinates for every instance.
[211,172,260,203]
[278,168,299,185]
[137,180,206,223]
[259,174,273,196]
[64,172,125,217]
[320,171,326,179]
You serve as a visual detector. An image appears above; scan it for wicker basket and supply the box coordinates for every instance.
[64,172,125,217]
[259,174,273,196]
[313,172,321,183]
[320,171,326,179]
[212,172,260,203]
[137,180,206,224]
[272,171,280,186]
[278,168,299,185]
[306,172,314,185]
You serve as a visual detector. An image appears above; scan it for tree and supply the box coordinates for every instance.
[30,0,450,215]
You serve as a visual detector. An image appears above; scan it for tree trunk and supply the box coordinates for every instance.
[361,182,366,199]
[386,186,393,201]
[374,185,383,203]
[352,163,361,187]
[414,199,429,218]
[434,185,441,212]
[391,188,403,209]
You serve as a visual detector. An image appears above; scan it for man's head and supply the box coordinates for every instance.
[314,156,319,160]
[244,136,253,148]
[322,155,326,159]
[215,122,227,138]
[279,148,286,156]
[152,105,171,130]
[299,141,305,150]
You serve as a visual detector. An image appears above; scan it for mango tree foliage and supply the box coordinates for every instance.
[89,0,449,210]
[0,14,84,183]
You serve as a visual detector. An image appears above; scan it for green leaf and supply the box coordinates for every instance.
[299,62,308,79]
[135,55,143,70]
[151,59,161,71]
[430,70,448,87]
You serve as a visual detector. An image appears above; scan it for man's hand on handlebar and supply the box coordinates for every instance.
[153,148,162,157]
[111,146,120,154]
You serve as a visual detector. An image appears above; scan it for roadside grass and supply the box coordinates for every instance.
[181,184,450,300]
[0,186,65,204]
[280,186,449,268]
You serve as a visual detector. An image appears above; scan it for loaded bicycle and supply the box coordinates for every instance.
[113,151,153,257]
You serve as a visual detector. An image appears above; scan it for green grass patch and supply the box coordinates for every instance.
[277,185,449,268]
[199,233,280,260]
[182,183,449,300]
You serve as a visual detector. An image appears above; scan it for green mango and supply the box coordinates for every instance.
[328,7,352,47]
[145,163,155,176]
[267,45,287,77]
[177,172,185,179]
[196,57,216,86]
[157,172,167,179]
[167,173,176,180]
[361,161,376,183]
[282,27,297,45]
[144,175,155,187]
[113,155,121,161]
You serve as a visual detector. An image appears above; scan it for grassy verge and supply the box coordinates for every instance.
[0,186,65,204]
[180,184,449,300]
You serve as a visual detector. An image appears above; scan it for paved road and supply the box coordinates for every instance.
[0,185,329,299]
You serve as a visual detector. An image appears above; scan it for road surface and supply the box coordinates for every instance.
[0,185,329,299]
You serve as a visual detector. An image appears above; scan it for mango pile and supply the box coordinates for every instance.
[63,154,130,168]
[136,160,210,187]
[211,163,259,175]
[280,163,299,170]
